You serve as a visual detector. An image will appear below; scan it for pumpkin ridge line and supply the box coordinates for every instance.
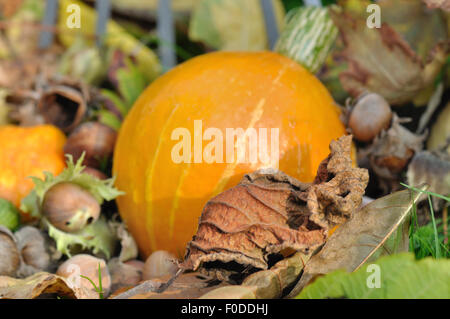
[144,102,182,251]
[211,97,266,196]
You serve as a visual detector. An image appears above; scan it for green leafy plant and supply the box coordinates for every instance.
[401,183,450,259]
[99,58,148,130]
[296,253,450,299]
[80,263,104,299]
[0,198,20,231]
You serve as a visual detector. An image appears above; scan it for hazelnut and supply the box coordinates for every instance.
[57,254,111,297]
[0,226,20,276]
[348,93,392,143]
[42,182,100,233]
[81,167,108,180]
[143,250,178,280]
[108,258,144,292]
[64,122,117,168]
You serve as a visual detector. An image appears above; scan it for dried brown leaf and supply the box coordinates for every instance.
[0,272,97,299]
[331,6,448,105]
[287,186,425,298]
[199,251,311,299]
[181,136,368,280]
[112,272,225,299]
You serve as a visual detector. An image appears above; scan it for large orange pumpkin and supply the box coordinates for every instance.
[114,51,348,258]
[0,125,67,210]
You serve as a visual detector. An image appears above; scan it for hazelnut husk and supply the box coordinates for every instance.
[42,182,100,233]
[64,122,117,168]
[57,254,111,297]
[38,85,87,133]
[142,250,179,280]
[348,93,392,143]
[15,226,51,272]
[0,226,20,276]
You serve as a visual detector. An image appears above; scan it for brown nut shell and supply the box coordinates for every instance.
[348,93,392,143]
[64,122,117,168]
[42,182,100,233]
[57,254,111,297]
[143,250,178,280]
[0,226,20,276]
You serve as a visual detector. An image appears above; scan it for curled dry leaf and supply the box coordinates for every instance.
[330,5,448,105]
[181,136,368,280]
[199,251,311,299]
[287,186,425,298]
[0,272,98,299]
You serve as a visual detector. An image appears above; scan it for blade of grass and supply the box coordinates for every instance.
[79,263,104,299]
[400,183,450,202]
[98,263,103,299]
[427,195,442,258]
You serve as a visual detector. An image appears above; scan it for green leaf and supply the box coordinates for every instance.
[116,59,147,108]
[0,199,20,231]
[100,89,128,116]
[46,216,117,259]
[275,6,338,73]
[97,109,122,131]
[297,253,450,299]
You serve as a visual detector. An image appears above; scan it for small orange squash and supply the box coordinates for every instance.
[114,52,349,258]
[0,125,67,211]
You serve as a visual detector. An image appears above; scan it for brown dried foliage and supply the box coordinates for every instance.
[181,136,369,278]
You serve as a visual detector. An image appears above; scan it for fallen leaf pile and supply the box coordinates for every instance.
[181,136,369,280]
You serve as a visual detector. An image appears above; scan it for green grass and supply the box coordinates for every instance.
[80,263,104,299]
[401,183,449,259]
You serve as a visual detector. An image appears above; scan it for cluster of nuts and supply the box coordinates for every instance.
[2,219,180,298]
[345,92,425,192]
[0,226,52,277]
[54,250,179,297]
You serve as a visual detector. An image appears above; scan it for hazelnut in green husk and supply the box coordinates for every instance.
[42,182,100,233]
[20,154,123,258]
